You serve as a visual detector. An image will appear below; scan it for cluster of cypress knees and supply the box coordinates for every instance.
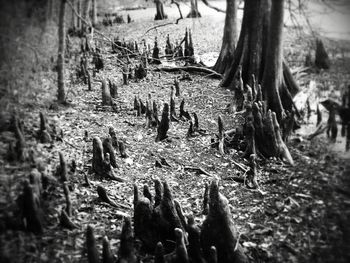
[132,77,206,142]
[85,179,248,263]
[3,112,74,234]
[76,27,197,108]
[8,111,249,262]
[211,66,295,168]
[151,29,196,64]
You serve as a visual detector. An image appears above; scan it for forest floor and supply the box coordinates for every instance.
[1,1,350,263]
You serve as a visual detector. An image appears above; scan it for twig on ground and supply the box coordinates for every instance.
[154,66,222,79]
[184,166,212,176]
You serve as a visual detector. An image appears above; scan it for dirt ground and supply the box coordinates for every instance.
[0,1,350,262]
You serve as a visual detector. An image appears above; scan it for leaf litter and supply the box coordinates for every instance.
[0,4,350,263]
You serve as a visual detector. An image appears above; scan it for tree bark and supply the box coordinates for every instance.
[57,0,66,103]
[213,0,237,74]
[221,0,297,116]
[261,0,285,121]
[216,0,296,164]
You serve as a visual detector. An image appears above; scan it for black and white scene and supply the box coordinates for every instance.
[0,0,350,262]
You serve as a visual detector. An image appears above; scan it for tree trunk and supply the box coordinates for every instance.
[47,0,53,21]
[154,0,167,20]
[82,0,91,33]
[221,0,297,116]
[92,0,97,27]
[77,0,81,30]
[216,0,297,164]
[187,0,201,18]
[261,0,285,121]
[213,0,237,74]
[221,0,268,88]
[71,0,76,29]
[57,0,66,103]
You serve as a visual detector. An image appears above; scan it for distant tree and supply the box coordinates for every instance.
[57,0,66,103]
[82,0,91,33]
[92,0,97,26]
[154,0,167,20]
[77,0,82,30]
[187,0,201,18]
[213,0,237,74]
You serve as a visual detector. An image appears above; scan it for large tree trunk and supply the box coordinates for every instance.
[221,0,268,88]
[57,0,66,103]
[221,0,297,115]
[261,0,284,121]
[217,0,297,164]
[213,0,237,74]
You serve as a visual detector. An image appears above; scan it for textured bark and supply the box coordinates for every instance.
[57,0,66,103]
[86,225,99,263]
[221,0,298,118]
[262,0,285,122]
[187,216,205,263]
[216,0,295,164]
[200,180,248,263]
[134,184,159,252]
[213,0,238,74]
[118,217,138,263]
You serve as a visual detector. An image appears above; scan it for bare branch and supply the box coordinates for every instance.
[201,0,226,13]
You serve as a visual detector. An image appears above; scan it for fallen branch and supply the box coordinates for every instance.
[230,159,248,173]
[201,0,226,13]
[154,66,222,79]
[184,166,212,176]
[307,124,327,140]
